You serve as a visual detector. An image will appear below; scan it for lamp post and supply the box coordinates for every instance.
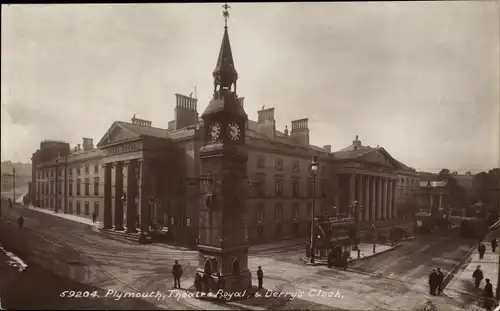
[371,223,376,253]
[309,156,319,264]
[427,181,432,215]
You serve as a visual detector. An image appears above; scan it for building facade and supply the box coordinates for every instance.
[31,21,420,246]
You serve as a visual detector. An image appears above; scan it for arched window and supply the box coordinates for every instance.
[232,259,240,275]
[204,259,212,275]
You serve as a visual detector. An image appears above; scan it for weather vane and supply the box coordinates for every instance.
[222,2,230,28]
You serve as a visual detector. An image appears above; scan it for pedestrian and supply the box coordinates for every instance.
[342,249,350,271]
[473,265,484,288]
[194,273,202,292]
[479,243,487,260]
[92,212,96,223]
[172,260,183,289]
[492,238,498,253]
[436,268,444,295]
[202,272,210,294]
[429,268,438,295]
[257,266,264,289]
[216,273,226,300]
[484,278,494,311]
[17,215,24,228]
[327,249,333,268]
[8,198,12,209]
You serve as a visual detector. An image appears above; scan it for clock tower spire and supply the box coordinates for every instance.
[195,3,251,293]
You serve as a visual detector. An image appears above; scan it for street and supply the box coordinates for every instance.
[0,201,477,310]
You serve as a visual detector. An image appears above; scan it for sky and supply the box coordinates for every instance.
[1,2,499,173]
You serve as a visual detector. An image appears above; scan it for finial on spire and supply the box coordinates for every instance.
[222,2,230,28]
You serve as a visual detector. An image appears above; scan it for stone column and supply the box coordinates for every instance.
[364,176,370,221]
[392,179,397,219]
[376,178,382,220]
[370,177,376,222]
[126,160,138,233]
[387,179,393,220]
[349,174,355,217]
[103,163,113,229]
[383,178,389,219]
[357,175,364,221]
[138,160,150,235]
[114,162,124,230]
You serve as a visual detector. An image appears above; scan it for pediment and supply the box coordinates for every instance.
[358,149,399,169]
[96,122,140,148]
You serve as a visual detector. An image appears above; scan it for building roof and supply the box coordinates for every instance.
[333,145,376,160]
[117,121,169,139]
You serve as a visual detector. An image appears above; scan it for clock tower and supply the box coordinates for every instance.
[195,4,251,292]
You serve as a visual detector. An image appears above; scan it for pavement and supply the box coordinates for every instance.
[0,200,481,310]
[446,241,499,307]
[301,243,398,266]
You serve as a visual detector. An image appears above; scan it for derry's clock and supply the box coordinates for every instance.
[228,122,241,141]
[209,122,221,141]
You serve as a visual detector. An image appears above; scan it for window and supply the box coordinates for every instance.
[186,218,191,227]
[94,164,99,174]
[292,161,300,173]
[275,203,283,222]
[307,177,313,197]
[274,178,283,197]
[85,165,89,174]
[84,201,89,216]
[68,181,73,196]
[76,179,81,196]
[94,178,99,196]
[84,178,90,196]
[275,224,282,237]
[292,179,300,197]
[292,203,299,220]
[256,204,264,223]
[76,201,81,215]
[257,156,265,168]
[257,226,264,239]
[94,201,99,216]
[275,159,283,171]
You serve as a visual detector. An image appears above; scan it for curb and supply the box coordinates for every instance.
[300,244,402,266]
[442,245,476,290]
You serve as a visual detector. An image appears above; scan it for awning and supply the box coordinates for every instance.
[488,219,500,231]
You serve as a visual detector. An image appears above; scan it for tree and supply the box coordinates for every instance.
[437,168,467,210]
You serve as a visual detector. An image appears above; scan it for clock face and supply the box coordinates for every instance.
[228,122,241,141]
[209,122,221,141]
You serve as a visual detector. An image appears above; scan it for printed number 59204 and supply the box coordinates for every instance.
[60,291,99,298]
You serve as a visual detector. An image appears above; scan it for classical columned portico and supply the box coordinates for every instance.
[391,179,397,219]
[356,174,363,221]
[348,174,355,218]
[370,177,376,221]
[376,177,382,220]
[138,160,151,235]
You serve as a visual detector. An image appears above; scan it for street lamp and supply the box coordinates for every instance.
[309,156,319,264]
[427,181,432,215]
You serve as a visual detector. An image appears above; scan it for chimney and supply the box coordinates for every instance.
[284,126,289,137]
[175,93,199,129]
[290,118,309,146]
[323,145,331,153]
[257,107,276,139]
[82,138,94,151]
[352,135,362,151]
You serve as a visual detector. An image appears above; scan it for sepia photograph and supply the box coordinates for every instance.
[1,2,499,310]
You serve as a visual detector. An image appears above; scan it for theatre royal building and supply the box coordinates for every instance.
[30,12,420,246]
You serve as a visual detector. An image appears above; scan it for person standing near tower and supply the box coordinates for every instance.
[257,266,264,289]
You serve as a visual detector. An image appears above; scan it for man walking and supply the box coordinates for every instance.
[473,265,484,288]
[492,237,498,253]
[484,278,494,311]
[342,249,350,271]
[479,242,487,260]
[92,212,97,224]
[257,266,264,289]
[429,268,438,295]
[436,268,445,295]
[172,260,183,289]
